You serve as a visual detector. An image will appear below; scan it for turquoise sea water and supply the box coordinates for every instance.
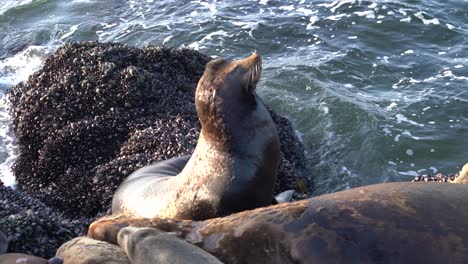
[0,0,467,194]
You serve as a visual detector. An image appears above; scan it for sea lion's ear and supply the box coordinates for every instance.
[206,57,226,71]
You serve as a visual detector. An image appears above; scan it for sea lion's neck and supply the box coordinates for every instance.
[176,100,279,217]
[180,131,234,180]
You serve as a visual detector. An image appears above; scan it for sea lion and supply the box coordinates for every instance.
[56,236,129,264]
[453,162,468,184]
[118,226,223,264]
[112,53,281,220]
[90,182,468,264]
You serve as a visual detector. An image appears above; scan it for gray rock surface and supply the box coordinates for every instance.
[0,185,87,258]
[0,228,7,254]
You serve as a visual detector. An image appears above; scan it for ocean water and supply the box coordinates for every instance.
[0,0,466,194]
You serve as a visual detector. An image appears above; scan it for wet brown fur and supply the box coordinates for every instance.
[91,182,468,264]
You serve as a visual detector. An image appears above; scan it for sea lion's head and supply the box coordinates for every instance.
[195,54,262,143]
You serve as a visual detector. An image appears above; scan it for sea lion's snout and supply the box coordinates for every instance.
[236,53,262,92]
[238,53,261,68]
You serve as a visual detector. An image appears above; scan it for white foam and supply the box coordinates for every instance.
[446,23,455,30]
[60,24,80,40]
[187,42,200,50]
[326,13,349,21]
[199,1,217,16]
[401,49,414,55]
[162,35,173,44]
[296,7,316,16]
[232,21,259,37]
[385,102,397,110]
[188,30,231,50]
[406,149,414,156]
[320,0,356,13]
[306,16,319,29]
[70,0,95,3]
[394,134,400,142]
[0,0,34,15]
[395,114,424,127]
[231,21,259,30]
[382,126,392,135]
[279,5,295,12]
[101,22,118,29]
[354,10,375,19]
[398,170,419,176]
[0,45,58,87]
[0,44,58,186]
[0,96,17,187]
[319,102,329,114]
[400,17,411,23]
[414,12,440,25]
[402,130,421,140]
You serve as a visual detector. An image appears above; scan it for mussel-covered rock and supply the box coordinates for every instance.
[0,184,87,258]
[7,42,309,218]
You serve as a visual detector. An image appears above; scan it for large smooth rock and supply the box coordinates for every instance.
[0,253,48,264]
[56,237,129,264]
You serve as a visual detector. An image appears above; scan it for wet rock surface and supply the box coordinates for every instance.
[56,237,129,264]
[412,162,468,184]
[2,42,309,256]
[0,184,88,258]
[0,226,7,254]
